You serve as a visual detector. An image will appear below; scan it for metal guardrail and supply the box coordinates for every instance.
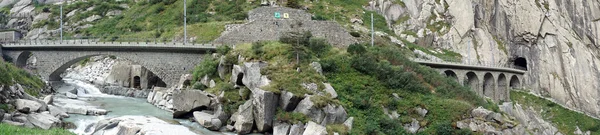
[0,37,218,46]
[411,58,527,71]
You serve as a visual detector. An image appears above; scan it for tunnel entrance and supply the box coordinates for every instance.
[513,57,528,70]
[483,73,495,99]
[444,70,458,82]
[133,76,141,89]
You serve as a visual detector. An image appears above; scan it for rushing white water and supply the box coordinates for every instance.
[57,77,228,135]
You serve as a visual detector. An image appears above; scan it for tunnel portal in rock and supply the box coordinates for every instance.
[514,57,528,70]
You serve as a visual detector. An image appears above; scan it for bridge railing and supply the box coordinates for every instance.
[0,37,219,46]
[411,58,527,71]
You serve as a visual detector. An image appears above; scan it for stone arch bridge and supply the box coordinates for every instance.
[414,59,527,102]
[1,41,217,87]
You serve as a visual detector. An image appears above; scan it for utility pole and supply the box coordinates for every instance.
[371,13,374,47]
[60,0,63,42]
[183,0,187,45]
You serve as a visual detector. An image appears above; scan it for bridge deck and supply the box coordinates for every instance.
[414,60,527,75]
[1,41,217,52]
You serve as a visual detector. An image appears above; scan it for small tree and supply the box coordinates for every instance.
[280,31,312,64]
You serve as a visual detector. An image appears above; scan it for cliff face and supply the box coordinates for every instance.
[369,0,600,118]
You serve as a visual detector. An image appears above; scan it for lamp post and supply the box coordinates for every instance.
[183,0,187,45]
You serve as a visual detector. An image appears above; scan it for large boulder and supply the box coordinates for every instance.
[273,122,291,135]
[323,83,337,98]
[193,111,222,131]
[403,118,420,134]
[343,117,354,131]
[218,56,228,80]
[92,116,197,135]
[289,122,305,135]
[48,105,69,118]
[172,90,212,118]
[234,100,254,134]
[279,91,302,111]
[27,113,62,130]
[252,88,278,132]
[241,62,271,89]
[303,121,327,135]
[472,106,493,119]
[310,62,323,75]
[294,96,325,123]
[320,104,347,125]
[43,95,53,105]
[231,64,245,85]
[177,74,193,89]
[14,99,42,113]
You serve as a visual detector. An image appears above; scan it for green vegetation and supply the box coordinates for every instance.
[494,36,509,55]
[363,10,394,35]
[78,57,91,66]
[0,61,45,97]
[223,30,492,134]
[276,109,310,124]
[567,42,574,49]
[326,124,349,135]
[403,40,463,62]
[325,43,488,134]
[0,123,74,135]
[426,11,451,35]
[511,90,600,134]
[191,57,219,83]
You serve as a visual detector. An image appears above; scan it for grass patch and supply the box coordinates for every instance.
[363,10,394,35]
[326,124,349,135]
[511,90,600,134]
[0,61,45,97]
[0,123,74,135]
[276,109,310,124]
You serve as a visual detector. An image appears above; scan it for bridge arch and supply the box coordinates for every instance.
[483,73,495,99]
[464,72,480,95]
[443,70,458,82]
[510,75,521,89]
[497,73,507,101]
[48,55,166,89]
[15,51,32,68]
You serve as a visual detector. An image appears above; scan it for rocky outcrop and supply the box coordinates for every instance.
[146,87,174,112]
[234,100,254,134]
[365,0,600,119]
[100,86,150,98]
[241,62,271,89]
[14,99,42,113]
[26,112,61,130]
[279,91,302,111]
[294,96,325,124]
[457,103,560,134]
[252,88,278,132]
[302,121,327,135]
[91,116,197,135]
[273,122,291,135]
[171,89,212,118]
[320,104,347,125]
[193,111,222,131]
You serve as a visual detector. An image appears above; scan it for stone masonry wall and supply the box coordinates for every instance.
[215,7,357,47]
[248,7,312,21]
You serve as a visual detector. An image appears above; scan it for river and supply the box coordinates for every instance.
[53,79,232,135]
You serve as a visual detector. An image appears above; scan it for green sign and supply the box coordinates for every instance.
[274,12,281,19]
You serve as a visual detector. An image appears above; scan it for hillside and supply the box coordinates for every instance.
[2,0,600,134]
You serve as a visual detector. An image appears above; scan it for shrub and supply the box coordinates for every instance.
[191,57,219,83]
[217,45,232,55]
[307,38,331,58]
[347,43,366,55]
